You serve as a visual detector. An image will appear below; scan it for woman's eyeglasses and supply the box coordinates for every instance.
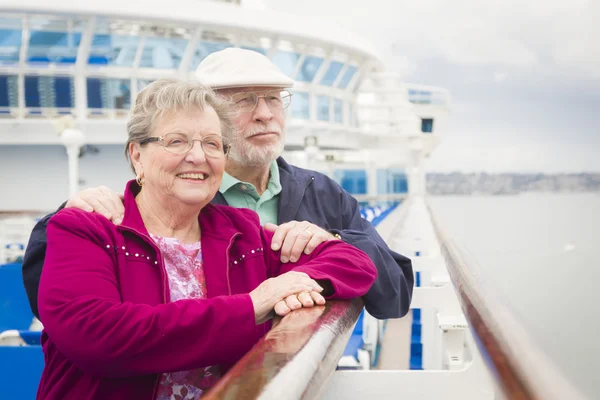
[139,132,231,157]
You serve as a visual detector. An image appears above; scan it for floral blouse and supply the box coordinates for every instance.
[151,235,221,400]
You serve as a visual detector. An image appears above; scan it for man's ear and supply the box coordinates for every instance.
[129,142,143,175]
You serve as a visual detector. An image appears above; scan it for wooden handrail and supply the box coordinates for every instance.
[204,298,363,400]
[428,203,586,400]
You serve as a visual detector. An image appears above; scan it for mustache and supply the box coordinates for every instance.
[243,124,282,138]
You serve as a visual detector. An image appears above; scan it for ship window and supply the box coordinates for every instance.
[317,95,330,121]
[28,31,81,64]
[271,51,300,77]
[89,19,141,67]
[23,76,74,112]
[240,46,267,55]
[0,26,22,65]
[320,61,344,86]
[26,16,84,65]
[421,118,433,133]
[189,41,232,71]
[87,78,131,110]
[338,65,357,89]
[291,92,309,119]
[137,79,154,94]
[0,75,18,112]
[334,98,343,123]
[409,90,433,104]
[296,56,323,82]
[138,37,188,69]
[340,170,367,195]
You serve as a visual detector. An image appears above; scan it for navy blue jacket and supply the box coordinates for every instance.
[22,157,413,320]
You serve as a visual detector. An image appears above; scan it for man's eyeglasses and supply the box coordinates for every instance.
[230,90,292,113]
[139,132,231,157]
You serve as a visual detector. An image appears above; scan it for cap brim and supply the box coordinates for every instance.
[212,84,294,90]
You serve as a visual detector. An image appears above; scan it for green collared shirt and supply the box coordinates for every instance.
[219,161,282,225]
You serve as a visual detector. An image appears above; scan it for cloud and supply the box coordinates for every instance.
[264,0,600,172]
[266,0,599,76]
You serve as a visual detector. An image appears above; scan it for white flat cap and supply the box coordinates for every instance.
[196,48,295,90]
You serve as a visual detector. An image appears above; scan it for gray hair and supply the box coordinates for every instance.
[124,78,236,173]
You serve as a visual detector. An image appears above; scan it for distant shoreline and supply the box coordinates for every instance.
[426,172,600,195]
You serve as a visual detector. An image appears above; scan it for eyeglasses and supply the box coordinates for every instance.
[139,132,231,157]
[229,90,292,113]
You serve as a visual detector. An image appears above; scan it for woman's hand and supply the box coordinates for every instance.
[249,271,324,324]
[273,291,326,318]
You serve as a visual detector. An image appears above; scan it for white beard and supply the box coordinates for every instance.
[227,124,285,167]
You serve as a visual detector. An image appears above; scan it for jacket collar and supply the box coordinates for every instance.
[194,157,315,224]
[276,157,314,224]
[120,180,239,241]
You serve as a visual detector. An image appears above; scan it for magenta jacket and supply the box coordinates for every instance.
[37,181,377,400]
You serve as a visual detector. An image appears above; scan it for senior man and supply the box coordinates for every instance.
[22,48,413,320]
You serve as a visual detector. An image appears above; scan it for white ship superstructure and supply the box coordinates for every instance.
[0,0,449,210]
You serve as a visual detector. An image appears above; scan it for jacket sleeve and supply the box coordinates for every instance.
[39,209,258,379]
[262,229,377,299]
[22,211,57,320]
[330,192,414,319]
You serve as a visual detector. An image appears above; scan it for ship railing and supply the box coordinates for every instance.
[0,107,76,119]
[323,196,585,399]
[427,202,587,400]
[203,298,364,400]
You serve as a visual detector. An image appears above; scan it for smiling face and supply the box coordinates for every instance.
[218,86,287,167]
[129,107,226,209]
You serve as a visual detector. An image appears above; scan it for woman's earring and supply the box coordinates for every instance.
[136,173,144,187]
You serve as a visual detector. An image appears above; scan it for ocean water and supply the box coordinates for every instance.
[428,193,600,399]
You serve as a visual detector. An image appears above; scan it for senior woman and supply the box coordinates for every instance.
[36,79,377,400]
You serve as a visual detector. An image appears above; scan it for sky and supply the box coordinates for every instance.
[262,0,600,173]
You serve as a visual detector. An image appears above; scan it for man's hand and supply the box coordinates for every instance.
[264,221,337,263]
[65,186,125,224]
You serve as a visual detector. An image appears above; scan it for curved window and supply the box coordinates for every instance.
[28,31,81,64]
[0,28,22,65]
[317,95,330,121]
[334,98,343,123]
[320,61,344,86]
[296,56,323,82]
[338,65,357,89]
[87,78,131,110]
[139,37,188,69]
[89,34,140,67]
[271,51,300,77]
[189,42,232,71]
[291,92,309,119]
